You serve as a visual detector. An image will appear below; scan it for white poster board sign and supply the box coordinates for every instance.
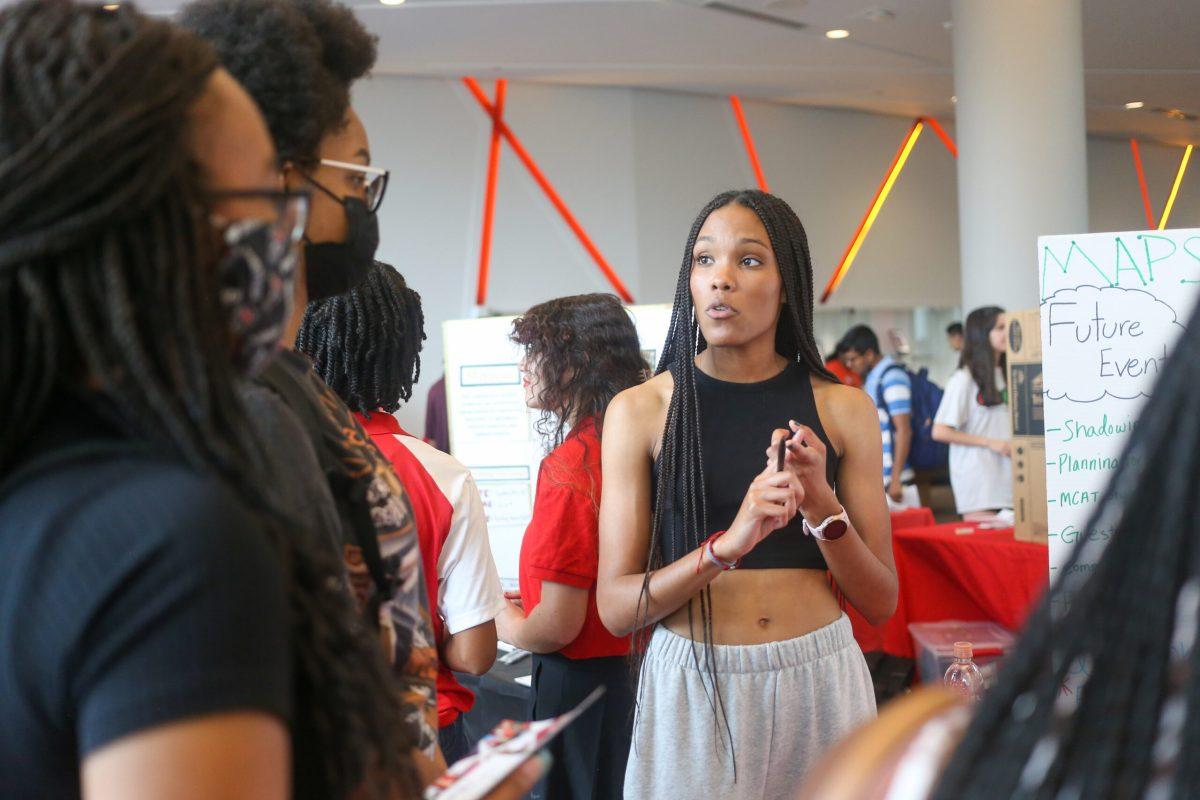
[1040,229,1200,589]
[443,304,671,585]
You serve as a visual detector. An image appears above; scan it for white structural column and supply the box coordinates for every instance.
[951,0,1089,313]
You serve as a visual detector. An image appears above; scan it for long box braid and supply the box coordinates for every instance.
[934,298,1200,799]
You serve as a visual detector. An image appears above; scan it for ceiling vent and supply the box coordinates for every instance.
[702,1,807,31]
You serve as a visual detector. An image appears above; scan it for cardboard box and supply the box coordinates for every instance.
[1007,309,1047,543]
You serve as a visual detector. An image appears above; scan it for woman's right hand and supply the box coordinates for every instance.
[988,439,1012,457]
[711,463,805,563]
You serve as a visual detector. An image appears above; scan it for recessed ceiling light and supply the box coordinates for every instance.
[1125,101,1145,110]
[825,29,850,39]
[379,0,406,5]
[101,3,119,9]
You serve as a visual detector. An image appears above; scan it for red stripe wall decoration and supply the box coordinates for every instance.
[463,77,634,305]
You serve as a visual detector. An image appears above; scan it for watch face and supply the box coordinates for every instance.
[822,520,849,541]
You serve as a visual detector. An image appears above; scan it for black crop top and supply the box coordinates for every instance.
[654,361,839,571]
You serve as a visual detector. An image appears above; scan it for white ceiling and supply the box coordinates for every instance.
[131,0,1200,145]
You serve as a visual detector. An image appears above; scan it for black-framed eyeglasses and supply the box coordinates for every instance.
[307,159,390,213]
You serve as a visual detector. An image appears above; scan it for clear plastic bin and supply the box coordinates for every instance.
[908,620,1015,684]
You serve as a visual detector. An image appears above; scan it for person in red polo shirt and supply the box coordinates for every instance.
[825,342,862,388]
[496,294,648,800]
[296,261,506,764]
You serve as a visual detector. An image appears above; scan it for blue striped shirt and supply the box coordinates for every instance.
[863,357,912,481]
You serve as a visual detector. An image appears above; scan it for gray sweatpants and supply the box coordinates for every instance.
[623,614,876,800]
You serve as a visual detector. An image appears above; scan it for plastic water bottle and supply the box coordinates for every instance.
[943,641,984,703]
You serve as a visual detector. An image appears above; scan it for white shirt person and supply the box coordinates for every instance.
[933,366,1013,515]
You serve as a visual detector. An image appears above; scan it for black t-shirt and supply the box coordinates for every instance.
[0,410,291,799]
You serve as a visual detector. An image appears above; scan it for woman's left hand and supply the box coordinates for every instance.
[987,438,1012,458]
[766,421,842,523]
[495,599,525,646]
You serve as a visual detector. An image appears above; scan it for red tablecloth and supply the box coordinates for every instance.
[847,522,1049,659]
[890,507,936,531]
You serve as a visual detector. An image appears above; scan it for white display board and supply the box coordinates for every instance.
[1040,228,1200,587]
[443,304,672,585]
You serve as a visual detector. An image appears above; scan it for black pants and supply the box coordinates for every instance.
[530,652,633,800]
[439,714,472,766]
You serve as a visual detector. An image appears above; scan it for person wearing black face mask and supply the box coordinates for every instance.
[182,0,445,767]
[299,145,387,302]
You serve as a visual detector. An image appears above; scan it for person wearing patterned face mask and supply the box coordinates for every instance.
[214,190,309,375]
[0,2,424,797]
[206,177,362,576]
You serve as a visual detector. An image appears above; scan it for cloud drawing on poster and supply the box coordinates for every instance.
[1042,285,1184,403]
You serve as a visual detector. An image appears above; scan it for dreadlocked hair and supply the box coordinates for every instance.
[632,189,837,773]
[933,299,1200,800]
[510,293,649,455]
[297,260,425,415]
[0,3,418,797]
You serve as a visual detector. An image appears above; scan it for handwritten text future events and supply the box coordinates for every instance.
[1039,228,1200,582]
[1043,286,1180,401]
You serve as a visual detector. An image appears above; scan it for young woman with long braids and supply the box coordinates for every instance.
[497,294,649,800]
[597,190,897,798]
[932,306,1013,517]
